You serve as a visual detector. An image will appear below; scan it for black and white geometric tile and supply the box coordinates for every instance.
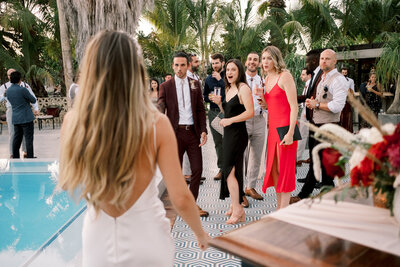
[172,125,311,266]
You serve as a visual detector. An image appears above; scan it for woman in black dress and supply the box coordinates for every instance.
[211,59,254,224]
[359,72,383,128]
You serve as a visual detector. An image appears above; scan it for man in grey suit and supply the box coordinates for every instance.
[6,71,37,158]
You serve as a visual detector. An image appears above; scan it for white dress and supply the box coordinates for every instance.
[82,171,174,266]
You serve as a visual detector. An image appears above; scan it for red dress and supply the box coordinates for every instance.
[262,75,297,193]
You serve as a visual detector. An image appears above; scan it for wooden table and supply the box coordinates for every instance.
[209,216,400,266]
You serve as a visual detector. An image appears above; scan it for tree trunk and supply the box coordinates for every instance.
[56,0,74,101]
[386,74,400,114]
[63,0,152,62]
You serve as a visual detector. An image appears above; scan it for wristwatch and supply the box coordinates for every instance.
[315,102,320,109]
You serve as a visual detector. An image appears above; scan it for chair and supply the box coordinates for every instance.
[37,106,60,130]
[0,114,6,134]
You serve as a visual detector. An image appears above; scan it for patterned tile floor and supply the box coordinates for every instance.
[172,125,311,266]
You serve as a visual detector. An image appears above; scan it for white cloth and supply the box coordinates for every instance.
[187,70,199,81]
[345,77,355,92]
[174,75,194,125]
[245,73,263,115]
[297,79,310,160]
[320,69,348,113]
[69,83,79,99]
[268,198,400,257]
[82,173,174,267]
[0,81,38,111]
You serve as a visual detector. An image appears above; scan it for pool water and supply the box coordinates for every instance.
[0,161,85,266]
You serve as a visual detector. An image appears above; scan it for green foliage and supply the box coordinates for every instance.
[220,0,267,62]
[284,53,305,94]
[0,0,61,96]
[376,33,400,89]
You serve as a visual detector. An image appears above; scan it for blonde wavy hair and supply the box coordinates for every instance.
[261,45,286,77]
[58,30,158,212]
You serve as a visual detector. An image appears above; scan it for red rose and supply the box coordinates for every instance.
[384,123,400,145]
[368,141,388,160]
[322,148,345,179]
[387,144,400,169]
[350,166,361,186]
[359,157,374,176]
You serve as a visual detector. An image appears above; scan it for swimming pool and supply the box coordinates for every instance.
[0,160,85,266]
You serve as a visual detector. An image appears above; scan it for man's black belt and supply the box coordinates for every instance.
[178,125,194,130]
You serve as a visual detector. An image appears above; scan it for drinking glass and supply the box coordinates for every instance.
[214,87,221,96]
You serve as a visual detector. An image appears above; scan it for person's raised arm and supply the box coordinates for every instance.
[280,72,298,146]
[156,115,209,250]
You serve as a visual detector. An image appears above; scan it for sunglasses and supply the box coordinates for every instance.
[323,85,328,99]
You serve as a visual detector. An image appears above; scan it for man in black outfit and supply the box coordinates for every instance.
[290,49,328,203]
[203,53,225,181]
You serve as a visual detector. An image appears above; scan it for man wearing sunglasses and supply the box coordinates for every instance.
[291,49,347,204]
[305,49,347,122]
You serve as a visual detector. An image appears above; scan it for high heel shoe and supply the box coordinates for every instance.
[225,205,233,216]
[226,210,245,225]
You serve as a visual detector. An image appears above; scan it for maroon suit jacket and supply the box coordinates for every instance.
[158,76,207,138]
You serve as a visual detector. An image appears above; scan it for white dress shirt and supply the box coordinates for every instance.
[320,68,348,113]
[0,81,39,111]
[345,77,355,92]
[300,79,311,110]
[245,73,263,115]
[174,75,194,125]
[186,70,199,81]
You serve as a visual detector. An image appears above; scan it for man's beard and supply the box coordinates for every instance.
[214,66,222,73]
[192,66,199,72]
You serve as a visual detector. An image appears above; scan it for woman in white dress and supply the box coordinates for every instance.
[58,30,209,267]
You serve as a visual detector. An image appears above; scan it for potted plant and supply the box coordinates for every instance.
[376,34,400,119]
[310,94,400,223]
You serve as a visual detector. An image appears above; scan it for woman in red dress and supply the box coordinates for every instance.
[257,46,298,210]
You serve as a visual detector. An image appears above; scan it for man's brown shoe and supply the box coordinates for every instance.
[289,196,301,204]
[241,196,249,208]
[198,206,209,217]
[245,188,264,200]
[214,171,222,180]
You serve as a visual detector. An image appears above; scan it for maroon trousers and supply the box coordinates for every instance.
[176,127,202,200]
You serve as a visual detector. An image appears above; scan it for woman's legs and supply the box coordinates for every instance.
[271,145,281,209]
[226,167,245,224]
[270,144,291,209]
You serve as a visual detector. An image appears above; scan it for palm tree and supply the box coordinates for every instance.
[56,0,73,96]
[294,0,339,48]
[258,2,306,55]
[0,0,54,96]
[220,0,266,62]
[62,0,150,62]
[184,0,220,75]
[376,34,400,114]
[144,0,193,51]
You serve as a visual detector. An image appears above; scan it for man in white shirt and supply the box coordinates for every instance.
[158,52,209,217]
[183,53,202,182]
[0,68,39,158]
[340,67,354,132]
[243,52,266,203]
[298,49,347,199]
[341,67,354,92]
[187,54,200,82]
[297,68,312,165]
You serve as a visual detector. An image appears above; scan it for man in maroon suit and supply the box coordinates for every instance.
[158,52,209,217]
